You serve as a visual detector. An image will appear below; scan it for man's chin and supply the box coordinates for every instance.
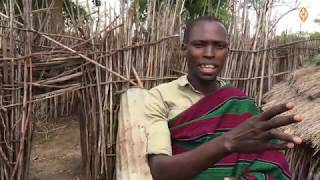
[198,74,217,82]
[188,72,218,83]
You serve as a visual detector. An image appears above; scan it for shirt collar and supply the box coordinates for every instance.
[177,75,202,94]
[177,75,189,87]
[177,75,227,94]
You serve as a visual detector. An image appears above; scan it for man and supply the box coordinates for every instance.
[144,16,303,180]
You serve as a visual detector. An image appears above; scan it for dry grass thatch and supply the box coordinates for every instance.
[263,64,320,180]
[263,64,320,150]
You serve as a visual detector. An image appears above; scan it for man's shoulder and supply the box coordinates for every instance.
[149,77,183,92]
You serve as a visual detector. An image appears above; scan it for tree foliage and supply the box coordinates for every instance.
[314,18,320,26]
[62,0,89,30]
[184,0,229,22]
[277,31,320,41]
[0,0,88,30]
[136,0,230,24]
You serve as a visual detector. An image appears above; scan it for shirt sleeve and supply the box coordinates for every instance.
[144,88,172,156]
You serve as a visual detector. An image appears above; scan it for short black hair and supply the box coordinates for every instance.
[183,16,226,44]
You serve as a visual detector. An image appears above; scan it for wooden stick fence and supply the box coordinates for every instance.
[0,0,320,179]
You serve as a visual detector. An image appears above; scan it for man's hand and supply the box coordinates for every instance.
[223,102,303,153]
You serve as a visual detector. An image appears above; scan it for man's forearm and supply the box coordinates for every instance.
[148,135,230,180]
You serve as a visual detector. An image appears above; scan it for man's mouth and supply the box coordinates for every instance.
[198,64,217,74]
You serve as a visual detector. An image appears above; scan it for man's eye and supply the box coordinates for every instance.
[193,43,204,48]
[215,44,227,49]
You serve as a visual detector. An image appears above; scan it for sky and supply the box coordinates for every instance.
[80,0,319,34]
[273,0,319,34]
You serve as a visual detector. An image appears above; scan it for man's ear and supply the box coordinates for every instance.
[181,43,187,56]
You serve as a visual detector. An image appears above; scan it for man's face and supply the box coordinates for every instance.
[184,21,228,81]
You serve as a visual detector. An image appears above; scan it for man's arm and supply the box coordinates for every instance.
[149,135,229,180]
[148,103,303,180]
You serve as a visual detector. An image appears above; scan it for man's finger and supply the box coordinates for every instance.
[261,129,302,144]
[259,102,295,121]
[263,114,303,130]
[265,142,296,151]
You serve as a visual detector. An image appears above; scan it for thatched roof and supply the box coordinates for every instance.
[263,65,320,151]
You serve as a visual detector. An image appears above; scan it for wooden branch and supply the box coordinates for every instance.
[37,32,138,86]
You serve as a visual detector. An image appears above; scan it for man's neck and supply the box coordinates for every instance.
[187,75,218,95]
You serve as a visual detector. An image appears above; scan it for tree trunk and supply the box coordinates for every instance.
[50,0,63,33]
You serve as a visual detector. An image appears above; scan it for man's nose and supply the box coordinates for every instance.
[203,46,215,57]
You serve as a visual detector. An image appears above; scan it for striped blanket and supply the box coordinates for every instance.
[169,87,291,180]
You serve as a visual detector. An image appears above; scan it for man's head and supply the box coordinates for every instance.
[183,16,229,82]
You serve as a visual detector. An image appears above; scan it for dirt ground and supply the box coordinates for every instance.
[30,116,82,180]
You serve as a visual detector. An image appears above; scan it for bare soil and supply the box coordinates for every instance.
[30,116,82,180]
